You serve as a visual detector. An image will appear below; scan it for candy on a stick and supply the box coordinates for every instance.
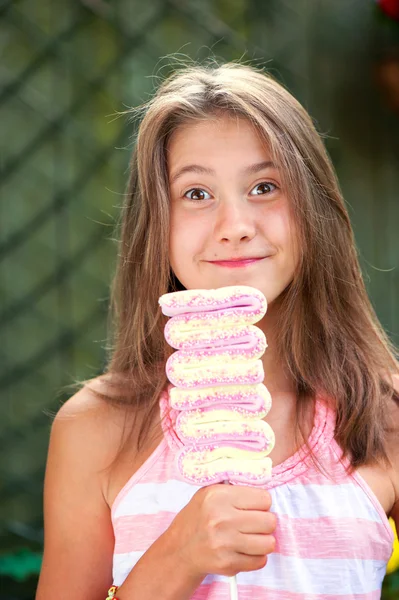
[159,286,275,485]
[159,286,275,600]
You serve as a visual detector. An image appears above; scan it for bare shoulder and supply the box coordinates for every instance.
[386,374,399,523]
[386,374,399,447]
[52,378,132,476]
[55,375,132,444]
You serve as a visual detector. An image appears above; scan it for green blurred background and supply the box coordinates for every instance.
[1,0,399,598]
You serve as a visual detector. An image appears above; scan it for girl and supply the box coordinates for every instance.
[36,61,399,600]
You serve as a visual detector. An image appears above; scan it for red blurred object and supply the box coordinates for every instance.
[378,0,399,20]
[375,53,399,112]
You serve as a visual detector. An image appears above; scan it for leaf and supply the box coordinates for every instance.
[0,549,43,582]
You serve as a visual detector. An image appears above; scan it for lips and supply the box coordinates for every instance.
[209,257,267,268]
[210,256,267,262]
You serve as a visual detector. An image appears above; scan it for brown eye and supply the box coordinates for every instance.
[250,182,277,196]
[183,188,211,202]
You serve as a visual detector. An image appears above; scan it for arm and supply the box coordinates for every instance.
[35,385,204,600]
[36,387,117,599]
[388,374,399,533]
[114,529,205,600]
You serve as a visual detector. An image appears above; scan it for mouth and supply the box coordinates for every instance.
[208,257,268,268]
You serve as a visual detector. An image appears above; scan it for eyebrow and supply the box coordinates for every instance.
[169,160,277,184]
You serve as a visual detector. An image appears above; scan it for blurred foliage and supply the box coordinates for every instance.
[1,0,399,598]
[0,549,42,582]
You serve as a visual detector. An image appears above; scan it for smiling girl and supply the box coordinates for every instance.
[36,61,399,600]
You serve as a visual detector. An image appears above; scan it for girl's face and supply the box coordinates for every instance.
[167,114,299,306]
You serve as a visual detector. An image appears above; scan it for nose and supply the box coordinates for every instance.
[213,196,256,244]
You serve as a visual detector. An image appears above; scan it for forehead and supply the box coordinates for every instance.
[166,114,271,169]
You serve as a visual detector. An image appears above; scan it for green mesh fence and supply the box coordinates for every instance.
[1,1,399,598]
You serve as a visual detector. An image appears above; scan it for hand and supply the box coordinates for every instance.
[167,484,276,579]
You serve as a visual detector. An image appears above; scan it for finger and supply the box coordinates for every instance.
[230,486,272,511]
[235,510,277,534]
[231,552,269,574]
[235,532,276,556]
[223,552,269,576]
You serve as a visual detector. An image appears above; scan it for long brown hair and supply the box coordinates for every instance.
[92,59,398,468]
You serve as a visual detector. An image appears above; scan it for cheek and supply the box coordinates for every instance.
[264,204,300,270]
[169,213,198,273]
[263,202,295,243]
[169,208,209,255]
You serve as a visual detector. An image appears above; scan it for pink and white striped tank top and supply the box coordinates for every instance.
[111,392,393,599]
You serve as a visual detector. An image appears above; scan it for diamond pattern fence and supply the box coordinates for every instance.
[1,1,398,598]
